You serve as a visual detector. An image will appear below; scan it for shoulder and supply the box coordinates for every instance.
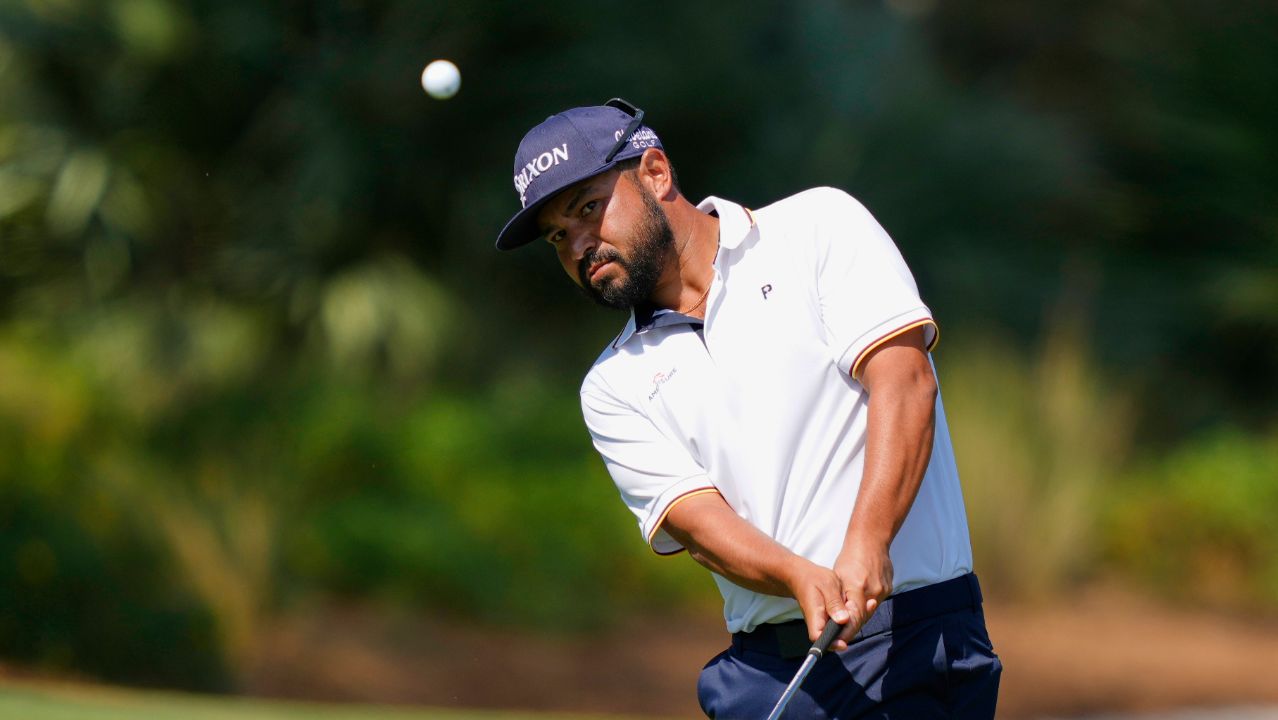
[747,187,880,263]
[751,188,876,248]
[755,186,867,221]
[579,330,632,405]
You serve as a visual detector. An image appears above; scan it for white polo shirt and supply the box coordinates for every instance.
[579,187,973,633]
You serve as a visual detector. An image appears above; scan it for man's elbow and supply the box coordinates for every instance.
[673,531,721,575]
[687,546,716,572]
[915,365,938,405]
[665,522,719,574]
[885,359,937,409]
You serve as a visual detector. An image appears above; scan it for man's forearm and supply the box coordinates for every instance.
[846,355,937,550]
[662,491,805,596]
[665,490,855,644]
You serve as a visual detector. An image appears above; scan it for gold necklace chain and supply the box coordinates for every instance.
[679,228,719,316]
[682,284,711,315]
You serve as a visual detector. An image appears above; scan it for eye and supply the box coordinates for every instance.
[544,229,565,246]
[580,199,598,218]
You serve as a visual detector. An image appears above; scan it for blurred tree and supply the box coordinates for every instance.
[925,0,1278,435]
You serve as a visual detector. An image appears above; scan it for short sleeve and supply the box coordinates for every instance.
[580,384,717,554]
[810,188,938,380]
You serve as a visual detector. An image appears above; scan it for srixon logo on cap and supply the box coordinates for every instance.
[513,143,569,207]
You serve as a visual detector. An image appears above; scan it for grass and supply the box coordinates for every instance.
[0,679,651,720]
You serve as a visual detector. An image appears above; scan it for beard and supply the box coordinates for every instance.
[576,185,675,310]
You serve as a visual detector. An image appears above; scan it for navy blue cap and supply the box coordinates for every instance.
[496,98,662,250]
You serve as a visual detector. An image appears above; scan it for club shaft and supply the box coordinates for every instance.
[764,619,843,720]
[765,653,818,720]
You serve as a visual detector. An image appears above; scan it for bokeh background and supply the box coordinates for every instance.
[1,0,1276,718]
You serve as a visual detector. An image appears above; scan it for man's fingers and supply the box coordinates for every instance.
[804,592,848,644]
[839,587,868,644]
[814,618,843,653]
[800,575,851,643]
[805,612,826,648]
[830,549,894,648]
[825,593,851,625]
[820,609,850,652]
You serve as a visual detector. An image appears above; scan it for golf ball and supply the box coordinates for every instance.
[421,59,460,99]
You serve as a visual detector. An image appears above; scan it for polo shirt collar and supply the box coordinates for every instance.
[611,306,703,349]
[696,196,755,252]
[611,196,754,349]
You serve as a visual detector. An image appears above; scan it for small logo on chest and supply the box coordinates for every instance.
[761,283,773,299]
[648,367,678,400]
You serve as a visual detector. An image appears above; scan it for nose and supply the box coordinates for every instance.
[569,230,598,262]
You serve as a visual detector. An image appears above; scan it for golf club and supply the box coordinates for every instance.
[765,618,843,720]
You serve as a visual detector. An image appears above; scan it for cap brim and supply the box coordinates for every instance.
[494,158,633,251]
[495,190,559,251]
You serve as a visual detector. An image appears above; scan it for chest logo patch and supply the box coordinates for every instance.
[648,367,678,400]
[761,283,773,299]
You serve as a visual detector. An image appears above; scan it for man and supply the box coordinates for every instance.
[496,99,1001,718]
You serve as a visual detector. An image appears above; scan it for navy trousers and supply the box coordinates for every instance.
[697,574,1001,719]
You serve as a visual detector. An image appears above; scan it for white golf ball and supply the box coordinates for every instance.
[421,59,460,100]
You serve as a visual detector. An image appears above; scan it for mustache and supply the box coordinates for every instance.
[578,247,624,286]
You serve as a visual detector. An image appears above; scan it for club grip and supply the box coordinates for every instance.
[811,618,842,657]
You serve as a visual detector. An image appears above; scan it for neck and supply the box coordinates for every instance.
[652,199,719,318]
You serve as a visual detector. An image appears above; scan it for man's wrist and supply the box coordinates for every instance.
[776,554,817,598]
[841,523,893,556]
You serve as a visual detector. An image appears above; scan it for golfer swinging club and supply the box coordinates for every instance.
[497,99,1001,718]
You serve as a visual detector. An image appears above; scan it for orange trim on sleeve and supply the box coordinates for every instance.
[646,487,720,553]
[850,319,939,380]
[743,207,756,226]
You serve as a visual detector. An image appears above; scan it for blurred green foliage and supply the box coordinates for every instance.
[0,331,229,690]
[0,321,710,689]
[1,0,1275,694]
[938,318,1131,601]
[1104,430,1278,610]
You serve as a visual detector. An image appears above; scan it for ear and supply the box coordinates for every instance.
[636,148,677,202]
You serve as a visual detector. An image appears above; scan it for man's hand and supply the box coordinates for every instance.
[783,559,853,649]
[833,538,894,646]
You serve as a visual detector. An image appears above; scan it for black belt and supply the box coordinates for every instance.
[732,573,984,659]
